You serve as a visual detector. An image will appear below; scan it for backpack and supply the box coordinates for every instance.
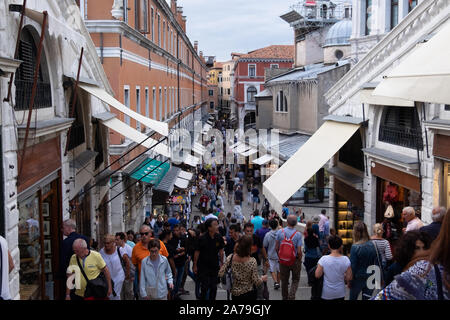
[278,229,298,266]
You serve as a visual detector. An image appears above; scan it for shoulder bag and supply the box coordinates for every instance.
[372,241,386,289]
[76,256,115,298]
[221,254,234,292]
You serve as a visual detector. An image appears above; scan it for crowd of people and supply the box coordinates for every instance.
[0,118,448,301]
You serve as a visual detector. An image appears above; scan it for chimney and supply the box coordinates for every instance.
[194,41,198,53]
[181,16,187,33]
[171,0,177,15]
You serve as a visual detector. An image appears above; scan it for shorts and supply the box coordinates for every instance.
[269,259,280,273]
[253,197,259,203]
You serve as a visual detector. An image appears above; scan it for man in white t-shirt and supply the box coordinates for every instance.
[0,235,14,300]
[315,235,352,300]
[115,232,134,300]
[402,207,424,233]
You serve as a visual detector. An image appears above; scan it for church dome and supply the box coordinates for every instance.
[324,19,352,47]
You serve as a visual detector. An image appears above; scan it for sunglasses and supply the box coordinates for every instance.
[140,232,150,236]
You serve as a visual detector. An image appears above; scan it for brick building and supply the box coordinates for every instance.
[232,45,294,130]
[83,0,208,232]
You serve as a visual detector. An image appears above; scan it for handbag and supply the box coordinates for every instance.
[221,254,234,292]
[308,265,323,300]
[76,256,114,298]
[372,241,386,288]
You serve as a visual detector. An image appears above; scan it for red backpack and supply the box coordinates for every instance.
[278,229,298,266]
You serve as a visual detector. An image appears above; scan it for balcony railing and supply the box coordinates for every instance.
[379,125,423,150]
[14,79,52,110]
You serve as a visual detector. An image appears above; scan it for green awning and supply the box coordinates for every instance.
[130,158,170,186]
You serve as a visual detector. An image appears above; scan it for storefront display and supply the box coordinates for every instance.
[335,196,364,254]
[18,178,61,300]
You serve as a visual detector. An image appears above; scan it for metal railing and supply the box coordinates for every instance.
[14,79,52,110]
[379,125,423,150]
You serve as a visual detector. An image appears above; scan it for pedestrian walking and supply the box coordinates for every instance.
[234,186,243,208]
[226,176,235,203]
[100,235,125,300]
[233,200,244,224]
[256,220,270,244]
[251,185,260,211]
[199,193,209,215]
[217,186,226,211]
[193,218,225,300]
[66,238,113,300]
[167,224,187,299]
[402,206,424,233]
[349,221,378,300]
[225,224,242,256]
[304,227,321,286]
[139,239,174,300]
[370,223,393,283]
[244,223,269,269]
[315,236,352,300]
[115,232,134,300]
[219,235,268,300]
[0,235,14,300]
[384,230,432,286]
[374,208,450,300]
[247,183,253,205]
[276,214,303,300]
[59,219,90,298]
[251,210,265,233]
[263,219,281,290]
[420,206,446,241]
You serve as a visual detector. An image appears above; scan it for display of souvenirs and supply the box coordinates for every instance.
[336,200,363,252]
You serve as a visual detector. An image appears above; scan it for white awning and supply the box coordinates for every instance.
[263,120,361,213]
[252,154,274,165]
[100,117,170,158]
[178,170,193,181]
[79,83,169,136]
[234,143,250,154]
[182,154,200,167]
[240,148,258,157]
[175,177,190,189]
[372,20,450,105]
[359,88,414,107]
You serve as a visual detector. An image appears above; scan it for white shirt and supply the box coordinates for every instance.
[100,248,125,285]
[406,217,424,232]
[0,236,11,300]
[318,255,350,300]
[205,214,218,221]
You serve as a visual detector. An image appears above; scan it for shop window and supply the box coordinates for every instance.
[336,197,364,254]
[14,27,52,111]
[339,130,364,171]
[379,106,423,150]
[67,93,85,151]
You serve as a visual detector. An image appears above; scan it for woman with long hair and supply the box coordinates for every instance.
[374,209,449,299]
[349,221,378,300]
[218,235,267,300]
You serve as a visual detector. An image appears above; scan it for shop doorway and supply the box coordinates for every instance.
[18,177,61,300]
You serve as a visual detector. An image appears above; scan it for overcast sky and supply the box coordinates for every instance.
[173,0,300,62]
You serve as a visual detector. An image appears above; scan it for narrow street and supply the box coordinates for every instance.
[179,176,332,300]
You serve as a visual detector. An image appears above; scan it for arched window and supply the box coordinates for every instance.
[247,86,257,103]
[14,27,51,110]
[276,91,288,112]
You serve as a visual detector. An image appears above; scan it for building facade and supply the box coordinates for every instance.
[324,0,448,244]
[233,45,294,131]
[0,0,112,300]
[84,0,208,233]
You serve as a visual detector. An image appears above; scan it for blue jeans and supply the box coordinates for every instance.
[210,200,216,209]
[349,278,374,300]
[172,265,185,297]
[187,263,200,299]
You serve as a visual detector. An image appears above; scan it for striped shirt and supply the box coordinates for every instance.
[371,239,393,263]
